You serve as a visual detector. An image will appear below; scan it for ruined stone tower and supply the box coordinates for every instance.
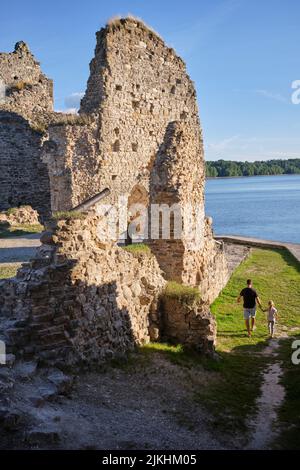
[42,17,227,300]
[0,18,228,363]
[0,41,53,218]
[44,18,202,211]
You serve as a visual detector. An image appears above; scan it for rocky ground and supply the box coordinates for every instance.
[0,238,253,450]
[1,330,296,450]
[0,352,228,450]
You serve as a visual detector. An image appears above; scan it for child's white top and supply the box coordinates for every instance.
[268,306,277,321]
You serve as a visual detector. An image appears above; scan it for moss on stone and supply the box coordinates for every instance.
[52,211,86,221]
[163,281,201,303]
[6,207,18,216]
[122,243,151,254]
[50,113,90,127]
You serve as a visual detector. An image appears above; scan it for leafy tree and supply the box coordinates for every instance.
[206,158,300,177]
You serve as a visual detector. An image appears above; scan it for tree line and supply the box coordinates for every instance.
[206,158,300,177]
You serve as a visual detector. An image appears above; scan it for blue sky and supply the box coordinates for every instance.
[1,0,299,161]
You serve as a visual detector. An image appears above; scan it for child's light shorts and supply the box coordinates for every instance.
[244,307,256,320]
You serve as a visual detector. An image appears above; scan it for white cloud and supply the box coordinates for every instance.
[205,135,300,161]
[254,89,287,103]
[64,92,84,110]
[55,108,79,115]
[208,135,240,152]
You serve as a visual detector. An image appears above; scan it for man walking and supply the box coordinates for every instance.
[237,279,263,337]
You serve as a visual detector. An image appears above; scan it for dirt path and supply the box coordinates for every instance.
[246,336,286,449]
[246,325,300,449]
[216,235,300,263]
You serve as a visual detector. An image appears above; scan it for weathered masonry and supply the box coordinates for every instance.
[0,41,53,219]
[0,18,229,363]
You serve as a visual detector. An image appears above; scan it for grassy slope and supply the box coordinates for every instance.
[212,248,300,352]
[138,248,300,443]
[0,223,43,238]
[274,336,300,449]
[199,248,300,441]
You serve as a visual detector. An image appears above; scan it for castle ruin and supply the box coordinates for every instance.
[0,18,229,364]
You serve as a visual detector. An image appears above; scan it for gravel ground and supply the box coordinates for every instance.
[52,356,226,450]
[0,353,229,450]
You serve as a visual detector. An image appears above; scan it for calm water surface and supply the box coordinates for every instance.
[205,174,300,244]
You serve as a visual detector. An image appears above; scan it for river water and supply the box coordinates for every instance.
[205,174,300,243]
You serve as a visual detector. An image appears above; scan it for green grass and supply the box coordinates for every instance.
[137,248,300,440]
[0,264,19,279]
[110,342,220,373]
[273,335,300,449]
[122,243,151,254]
[140,342,208,368]
[211,248,300,352]
[195,350,268,435]
[0,223,43,238]
[195,248,300,437]
[163,281,201,303]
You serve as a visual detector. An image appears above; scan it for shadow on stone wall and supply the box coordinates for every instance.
[0,111,51,222]
[0,221,164,367]
[31,277,137,368]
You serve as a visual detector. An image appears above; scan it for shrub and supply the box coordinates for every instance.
[107,15,162,40]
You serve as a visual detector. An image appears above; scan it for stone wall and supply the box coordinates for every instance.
[0,205,39,226]
[0,212,166,365]
[45,18,201,210]
[0,18,229,359]
[42,119,97,212]
[161,297,217,354]
[0,210,221,364]
[0,112,51,218]
[0,41,53,123]
[42,17,228,303]
[0,41,53,219]
[149,121,228,303]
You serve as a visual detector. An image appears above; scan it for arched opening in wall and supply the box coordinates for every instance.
[125,184,149,245]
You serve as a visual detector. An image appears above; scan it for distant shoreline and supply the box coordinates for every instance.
[206,173,299,180]
[206,158,300,179]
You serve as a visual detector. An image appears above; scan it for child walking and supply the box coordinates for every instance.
[264,300,278,338]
